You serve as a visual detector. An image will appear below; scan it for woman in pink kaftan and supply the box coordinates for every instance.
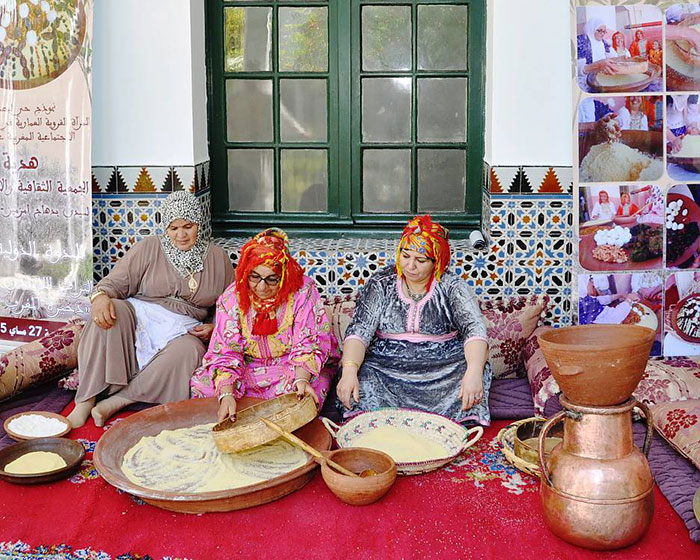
[190,229,338,421]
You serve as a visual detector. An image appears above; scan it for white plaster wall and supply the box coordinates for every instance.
[91,0,207,166]
[486,0,573,166]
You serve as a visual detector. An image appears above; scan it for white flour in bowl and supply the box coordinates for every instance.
[7,414,68,437]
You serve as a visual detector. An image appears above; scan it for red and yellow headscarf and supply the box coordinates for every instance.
[396,215,450,284]
[235,228,304,335]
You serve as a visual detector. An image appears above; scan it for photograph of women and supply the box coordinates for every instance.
[579,184,664,271]
[578,272,663,356]
[576,4,662,94]
[578,95,663,182]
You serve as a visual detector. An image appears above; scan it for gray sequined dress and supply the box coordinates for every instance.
[342,266,492,425]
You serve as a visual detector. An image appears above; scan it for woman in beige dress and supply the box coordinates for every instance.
[66,191,234,428]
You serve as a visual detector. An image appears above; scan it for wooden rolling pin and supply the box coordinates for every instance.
[260,417,359,478]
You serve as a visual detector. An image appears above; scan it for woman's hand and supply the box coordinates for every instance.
[189,323,214,342]
[294,379,319,406]
[337,370,360,409]
[91,294,116,330]
[458,369,484,411]
[669,135,684,154]
[597,59,622,75]
[217,395,237,423]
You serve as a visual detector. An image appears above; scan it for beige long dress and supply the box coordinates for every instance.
[76,236,235,404]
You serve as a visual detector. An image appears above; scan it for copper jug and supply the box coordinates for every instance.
[538,396,654,550]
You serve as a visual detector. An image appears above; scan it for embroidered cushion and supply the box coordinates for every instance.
[323,294,358,354]
[651,399,700,471]
[522,325,557,416]
[0,320,84,402]
[480,295,549,379]
[635,357,700,408]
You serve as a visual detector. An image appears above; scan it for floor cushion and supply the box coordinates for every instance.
[0,320,83,402]
[651,398,700,471]
[481,295,549,379]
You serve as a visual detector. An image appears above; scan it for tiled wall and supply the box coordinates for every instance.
[90,162,576,326]
[91,163,211,280]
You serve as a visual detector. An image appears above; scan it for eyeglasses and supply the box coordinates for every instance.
[596,27,606,34]
[248,272,281,287]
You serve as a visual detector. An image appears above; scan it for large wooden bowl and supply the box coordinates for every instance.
[586,61,660,93]
[578,233,663,272]
[93,397,331,513]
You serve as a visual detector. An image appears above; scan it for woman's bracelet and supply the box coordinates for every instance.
[341,360,361,370]
[292,378,310,389]
[89,290,106,303]
[218,391,234,403]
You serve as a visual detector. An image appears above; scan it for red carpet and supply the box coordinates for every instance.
[0,408,697,560]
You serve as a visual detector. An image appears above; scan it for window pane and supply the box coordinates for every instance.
[417,78,467,142]
[362,78,411,143]
[227,149,274,212]
[362,6,411,71]
[280,79,327,142]
[224,7,272,72]
[417,149,465,212]
[226,80,273,141]
[281,149,328,212]
[279,7,328,72]
[363,149,411,213]
[417,5,468,71]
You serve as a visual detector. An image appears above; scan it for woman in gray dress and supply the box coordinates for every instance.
[336,215,491,425]
[66,191,234,428]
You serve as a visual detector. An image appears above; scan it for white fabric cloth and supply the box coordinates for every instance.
[593,301,631,324]
[664,332,700,356]
[127,298,201,370]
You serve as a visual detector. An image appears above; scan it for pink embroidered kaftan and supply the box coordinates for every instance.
[190,276,338,404]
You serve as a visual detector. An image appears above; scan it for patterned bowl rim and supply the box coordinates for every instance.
[325,407,478,469]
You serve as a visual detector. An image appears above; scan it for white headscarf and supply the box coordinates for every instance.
[584,18,608,63]
[159,191,210,278]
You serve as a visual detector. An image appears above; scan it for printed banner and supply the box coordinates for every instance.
[572,0,700,356]
[0,0,92,342]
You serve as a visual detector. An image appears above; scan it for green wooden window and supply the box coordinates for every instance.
[207,0,486,237]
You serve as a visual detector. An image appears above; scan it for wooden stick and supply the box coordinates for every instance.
[260,418,359,478]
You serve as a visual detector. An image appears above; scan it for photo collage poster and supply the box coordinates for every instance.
[573,0,700,356]
[0,1,93,342]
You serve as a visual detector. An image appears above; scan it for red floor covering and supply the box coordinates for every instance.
[0,410,697,560]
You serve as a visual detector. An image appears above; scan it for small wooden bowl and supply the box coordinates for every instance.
[0,437,85,484]
[320,447,397,506]
[3,411,71,442]
[514,418,562,466]
[612,215,637,227]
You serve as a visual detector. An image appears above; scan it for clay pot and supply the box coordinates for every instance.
[320,448,397,506]
[538,324,655,406]
[539,397,655,550]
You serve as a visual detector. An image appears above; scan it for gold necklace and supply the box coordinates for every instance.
[184,268,198,292]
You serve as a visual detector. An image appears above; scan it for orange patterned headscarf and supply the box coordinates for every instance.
[396,215,450,284]
[235,228,304,335]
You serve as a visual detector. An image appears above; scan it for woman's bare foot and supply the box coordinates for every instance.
[91,394,137,427]
[66,398,95,429]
